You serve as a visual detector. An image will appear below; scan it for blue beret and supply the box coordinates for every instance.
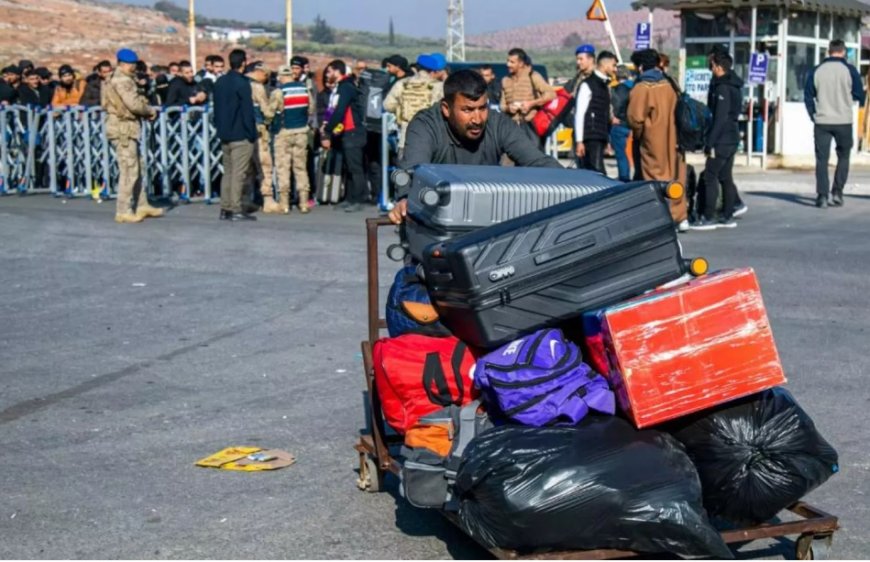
[576,44,596,55]
[116,48,139,64]
[417,53,447,72]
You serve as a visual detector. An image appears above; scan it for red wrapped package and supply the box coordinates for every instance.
[588,268,787,428]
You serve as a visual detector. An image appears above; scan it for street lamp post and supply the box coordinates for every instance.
[285,0,293,64]
[189,0,197,72]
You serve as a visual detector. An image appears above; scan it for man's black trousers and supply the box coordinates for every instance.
[814,123,853,198]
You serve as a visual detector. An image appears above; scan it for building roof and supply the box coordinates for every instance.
[632,0,870,16]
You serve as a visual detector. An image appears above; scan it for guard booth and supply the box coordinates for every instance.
[632,0,868,166]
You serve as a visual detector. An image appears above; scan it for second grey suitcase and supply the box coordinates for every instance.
[403,164,621,261]
[421,180,701,349]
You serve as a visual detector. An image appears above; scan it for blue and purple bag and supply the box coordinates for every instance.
[472,329,615,427]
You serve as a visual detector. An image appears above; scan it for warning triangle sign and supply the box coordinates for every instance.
[586,0,607,21]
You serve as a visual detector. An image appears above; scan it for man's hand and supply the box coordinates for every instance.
[321,138,331,150]
[389,199,408,225]
[519,100,532,113]
[575,142,586,158]
[611,116,620,126]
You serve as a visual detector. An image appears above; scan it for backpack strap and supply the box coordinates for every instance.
[443,399,482,511]
[422,341,467,407]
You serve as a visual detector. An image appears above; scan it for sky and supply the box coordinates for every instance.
[105,0,636,38]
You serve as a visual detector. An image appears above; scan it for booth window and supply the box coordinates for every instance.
[786,42,815,102]
[734,9,752,37]
[685,12,731,37]
[788,11,817,38]
[819,13,832,39]
[756,8,780,37]
[833,15,859,43]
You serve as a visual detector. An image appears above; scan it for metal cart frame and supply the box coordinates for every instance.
[354,217,839,560]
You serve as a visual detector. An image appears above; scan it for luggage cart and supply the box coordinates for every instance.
[354,217,840,560]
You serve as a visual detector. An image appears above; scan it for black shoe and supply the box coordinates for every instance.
[219,209,233,220]
[231,212,257,221]
[243,203,260,214]
[831,192,844,207]
[689,217,719,231]
[732,203,748,218]
[718,216,737,229]
[816,195,828,209]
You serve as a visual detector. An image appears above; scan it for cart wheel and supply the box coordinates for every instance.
[796,534,833,560]
[365,456,383,493]
[356,454,383,493]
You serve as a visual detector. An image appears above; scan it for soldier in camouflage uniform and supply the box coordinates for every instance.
[101,48,162,223]
[272,64,316,214]
[383,53,446,152]
[246,61,283,213]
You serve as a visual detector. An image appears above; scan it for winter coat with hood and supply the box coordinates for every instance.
[706,71,744,153]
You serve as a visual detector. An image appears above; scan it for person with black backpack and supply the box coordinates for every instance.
[690,51,743,231]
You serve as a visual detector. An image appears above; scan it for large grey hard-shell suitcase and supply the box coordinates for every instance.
[421,180,696,348]
[403,165,621,261]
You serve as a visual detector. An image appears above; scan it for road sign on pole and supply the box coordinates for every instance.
[635,22,651,50]
[749,52,769,84]
[586,0,607,21]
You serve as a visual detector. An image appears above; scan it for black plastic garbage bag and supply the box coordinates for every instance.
[455,416,733,558]
[668,387,839,525]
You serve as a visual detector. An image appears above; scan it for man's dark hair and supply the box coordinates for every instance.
[135,61,148,73]
[444,69,488,104]
[829,39,846,54]
[630,49,660,72]
[229,49,247,71]
[212,55,225,65]
[205,55,217,65]
[326,59,347,75]
[508,48,531,66]
[597,50,617,64]
[169,61,179,68]
[97,60,112,71]
[479,64,493,72]
[178,61,193,71]
[711,51,733,71]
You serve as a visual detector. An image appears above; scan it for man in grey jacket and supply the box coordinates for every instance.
[805,39,865,208]
[389,69,561,224]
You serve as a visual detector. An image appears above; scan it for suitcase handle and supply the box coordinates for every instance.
[533,235,597,266]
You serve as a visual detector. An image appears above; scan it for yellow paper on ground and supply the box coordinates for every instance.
[222,449,296,471]
[195,446,261,468]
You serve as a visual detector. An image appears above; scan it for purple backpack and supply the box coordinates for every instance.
[472,329,615,427]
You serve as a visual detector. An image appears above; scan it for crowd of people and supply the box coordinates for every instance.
[1,36,861,226]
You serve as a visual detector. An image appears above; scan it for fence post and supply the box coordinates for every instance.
[46,110,58,195]
[0,109,8,194]
[202,106,212,202]
[157,110,171,198]
[63,110,74,195]
[180,107,191,202]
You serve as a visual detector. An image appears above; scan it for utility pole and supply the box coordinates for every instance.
[188,0,197,72]
[292,0,293,65]
[447,0,465,62]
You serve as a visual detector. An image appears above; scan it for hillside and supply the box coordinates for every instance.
[468,9,680,54]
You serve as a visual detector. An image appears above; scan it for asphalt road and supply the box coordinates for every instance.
[1,171,868,559]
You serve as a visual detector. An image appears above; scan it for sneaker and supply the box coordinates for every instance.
[334,201,351,211]
[718,216,737,229]
[831,192,844,207]
[677,220,690,232]
[816,195,828,209]
[689,217,719,231]
[732,203,748,217]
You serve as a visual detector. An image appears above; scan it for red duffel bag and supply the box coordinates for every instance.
[532,86,573,138]
[373,334,476,434]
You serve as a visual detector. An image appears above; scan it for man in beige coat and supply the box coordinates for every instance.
[627,48,688,228]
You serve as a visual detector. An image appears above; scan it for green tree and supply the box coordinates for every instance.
[389,17,395,46]
[311,14,335,44]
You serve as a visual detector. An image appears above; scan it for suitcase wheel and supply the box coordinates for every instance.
[688,257,709,277]
[666,182,685,201]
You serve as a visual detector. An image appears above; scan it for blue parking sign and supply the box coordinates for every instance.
[749,52,769,84]
[635,23,651,50]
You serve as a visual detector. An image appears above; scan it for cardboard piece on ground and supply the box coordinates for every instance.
[223,449,296,471]
[195,446,262,468]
